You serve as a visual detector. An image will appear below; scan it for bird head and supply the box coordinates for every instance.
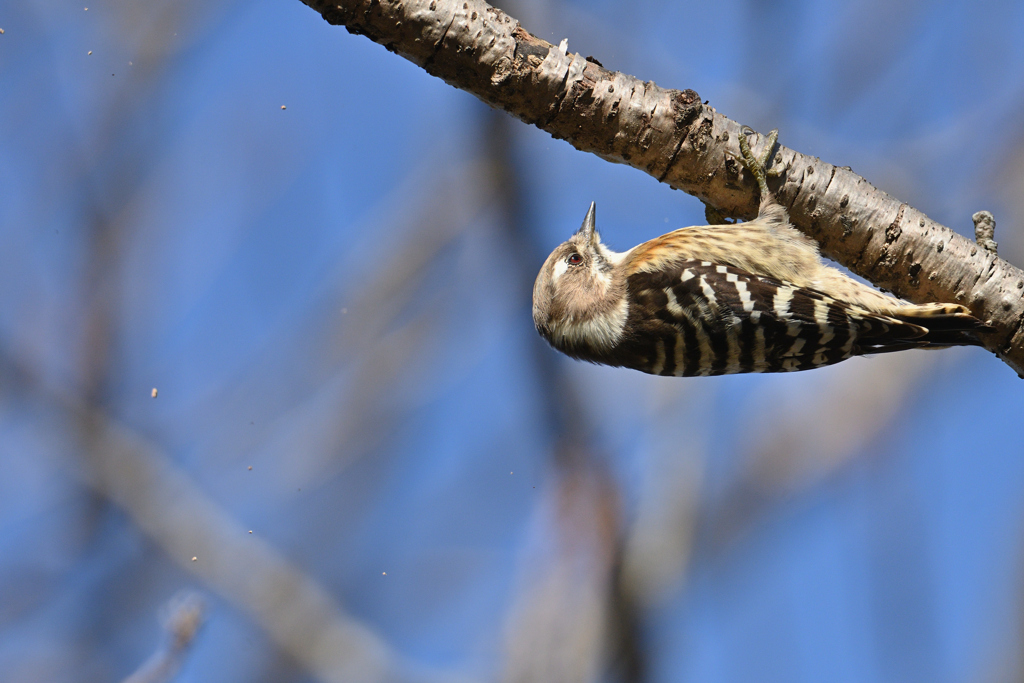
[532,202,629,355]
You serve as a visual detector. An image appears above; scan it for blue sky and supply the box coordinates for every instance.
[1,0,1024,681]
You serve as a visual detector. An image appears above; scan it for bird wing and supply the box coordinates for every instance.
[623,199,906,314]
[624,260,938,375]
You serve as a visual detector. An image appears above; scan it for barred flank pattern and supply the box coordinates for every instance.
[609,261,923,376]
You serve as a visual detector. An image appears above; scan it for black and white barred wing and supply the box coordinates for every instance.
[621,260,940,376]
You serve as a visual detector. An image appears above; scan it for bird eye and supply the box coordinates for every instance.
[567,253,583,266]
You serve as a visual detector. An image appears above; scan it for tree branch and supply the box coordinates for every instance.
[299,0,1024,375]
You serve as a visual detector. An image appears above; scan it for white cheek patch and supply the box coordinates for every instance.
[550,297,629,352]
[551,259,569,282]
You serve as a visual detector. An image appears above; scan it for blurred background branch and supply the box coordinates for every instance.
[485,107,641,682]
[1,1,1023,682]
[1,350,477,683]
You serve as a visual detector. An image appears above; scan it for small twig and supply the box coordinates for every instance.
[122,591,206,683]
[972,210,998,255]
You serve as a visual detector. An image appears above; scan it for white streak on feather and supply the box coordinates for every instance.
[698,275,718,309]
[774,287,795,318]
[736,280,754,312]
[665,288,684,316]
[812,298,829,325]
[813,299,834,348]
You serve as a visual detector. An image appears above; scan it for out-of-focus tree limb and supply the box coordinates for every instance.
[619,399,705,607]
[499,463,620,683]
[298,0,1024,375]
[73,402,471,683]
[486,108,639,682]
[198,163,481,485]
[0,354,476,683]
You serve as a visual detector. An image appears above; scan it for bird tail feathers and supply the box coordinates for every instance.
[855,302,990,354]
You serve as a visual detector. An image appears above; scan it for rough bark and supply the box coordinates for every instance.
[299,0,1024,376]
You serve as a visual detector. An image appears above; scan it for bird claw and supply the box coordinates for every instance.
[738,126,786,199]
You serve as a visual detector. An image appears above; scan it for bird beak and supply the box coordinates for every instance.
[575,202,598,247]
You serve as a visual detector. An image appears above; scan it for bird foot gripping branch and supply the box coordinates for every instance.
[532,128,991,377]
[737,126,785,199]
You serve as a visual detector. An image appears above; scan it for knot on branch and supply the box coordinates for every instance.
[670,89,702,127]
[972,210,998,255]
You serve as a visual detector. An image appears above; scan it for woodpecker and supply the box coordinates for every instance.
[532,129,989,376]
